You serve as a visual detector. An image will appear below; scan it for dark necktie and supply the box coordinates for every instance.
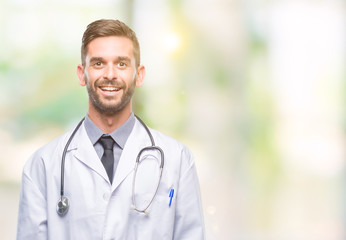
[99,135,115,183]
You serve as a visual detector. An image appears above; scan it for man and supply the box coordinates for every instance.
[17,19,205,239]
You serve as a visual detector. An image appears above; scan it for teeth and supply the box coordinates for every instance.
[101,87,120,91]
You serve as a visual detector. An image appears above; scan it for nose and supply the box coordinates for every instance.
[104,64,117,80]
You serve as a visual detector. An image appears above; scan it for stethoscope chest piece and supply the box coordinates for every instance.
[57,196,70,216]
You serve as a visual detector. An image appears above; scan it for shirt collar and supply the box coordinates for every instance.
[84,113,135,149]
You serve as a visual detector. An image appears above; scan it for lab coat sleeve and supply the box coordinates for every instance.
[173,147,205,240]
[17,155,48,240]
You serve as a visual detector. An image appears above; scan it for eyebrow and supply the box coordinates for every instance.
[89,56,131,63]
[89,57,104,63]
[117,56,131,62]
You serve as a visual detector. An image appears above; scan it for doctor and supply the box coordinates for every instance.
[17,19,205,239]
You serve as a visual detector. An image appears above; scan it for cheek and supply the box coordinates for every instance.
[119,71,136,85]
[130,70,137,82]
[87,70,97,80]
[84,73,92,86]
[86,70,102,85]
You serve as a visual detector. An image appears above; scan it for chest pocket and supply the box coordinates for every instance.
[132,152,163,210]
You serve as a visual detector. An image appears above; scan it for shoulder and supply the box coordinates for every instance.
[146,128,198,181]
[149,128,188,150]
[33,131,70,159]
[23,131,71,173]
[148,127,194,162]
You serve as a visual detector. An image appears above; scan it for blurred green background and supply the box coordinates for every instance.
[1,0,345,239]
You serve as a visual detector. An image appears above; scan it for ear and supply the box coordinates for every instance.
[77,64,86,86]
[135,65,145,87]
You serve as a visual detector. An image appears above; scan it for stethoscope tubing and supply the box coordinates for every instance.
[60,117,85,197]
[131,145,164,214]
[57,115,164,216]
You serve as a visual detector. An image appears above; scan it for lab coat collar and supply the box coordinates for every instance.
[67,118,151,190]
[84,113,136,149]
[69,122,110,183]
[111,119,149,191]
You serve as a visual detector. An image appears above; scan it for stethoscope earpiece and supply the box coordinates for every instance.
[57,196,70,216]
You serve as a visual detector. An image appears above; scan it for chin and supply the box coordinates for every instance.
[95,102,131,116]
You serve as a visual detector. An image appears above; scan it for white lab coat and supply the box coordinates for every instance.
[17,119,205,240]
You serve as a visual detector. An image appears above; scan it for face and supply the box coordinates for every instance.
[77,36,144,116]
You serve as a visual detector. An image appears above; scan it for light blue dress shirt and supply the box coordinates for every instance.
[84,113,135,177]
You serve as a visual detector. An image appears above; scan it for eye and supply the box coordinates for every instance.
[94,62,103,67]
[118,62,126,68]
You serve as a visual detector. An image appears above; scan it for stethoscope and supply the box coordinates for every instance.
[57,115,164,216]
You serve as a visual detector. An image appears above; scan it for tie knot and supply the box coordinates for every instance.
[99,135,115,150]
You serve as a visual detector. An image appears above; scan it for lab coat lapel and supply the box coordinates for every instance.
[112,119,149,191]
[70,122,109,182]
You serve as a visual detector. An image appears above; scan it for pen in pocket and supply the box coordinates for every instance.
[169,189,174,207]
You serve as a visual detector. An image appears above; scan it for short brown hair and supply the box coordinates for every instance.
[81,19,140,67]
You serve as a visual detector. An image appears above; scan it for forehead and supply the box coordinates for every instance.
[86,36,135,60]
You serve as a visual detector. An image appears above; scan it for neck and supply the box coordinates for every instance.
[88,102,132,134]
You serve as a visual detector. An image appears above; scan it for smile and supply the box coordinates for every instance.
[99,86,121,92]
